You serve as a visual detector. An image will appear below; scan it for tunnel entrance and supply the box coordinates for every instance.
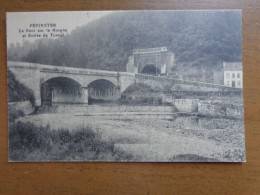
[88,79,119,105]
[141,64,160,75]
[41,77,87,106]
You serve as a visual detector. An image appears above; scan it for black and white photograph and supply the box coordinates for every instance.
[6,10,245,162]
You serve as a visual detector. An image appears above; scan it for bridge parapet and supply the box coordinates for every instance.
[8,61,120,76]
[8,61,40,69]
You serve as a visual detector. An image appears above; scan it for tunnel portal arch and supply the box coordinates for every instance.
[141,64,160,75]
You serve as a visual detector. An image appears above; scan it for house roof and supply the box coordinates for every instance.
[223,62,242,71]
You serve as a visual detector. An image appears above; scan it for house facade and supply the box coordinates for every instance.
[223,62,243,88]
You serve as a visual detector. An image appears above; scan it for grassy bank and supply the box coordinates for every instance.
[9,121,134,162]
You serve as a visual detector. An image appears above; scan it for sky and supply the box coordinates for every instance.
[6,11,113,46]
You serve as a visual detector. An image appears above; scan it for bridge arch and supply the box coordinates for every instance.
[87,79,119,104]
[41,77,88,105]
[40,73,86,87]
[83,77,118,89]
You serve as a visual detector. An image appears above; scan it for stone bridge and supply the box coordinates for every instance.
[8,61,135,106]
[8,61,241,107]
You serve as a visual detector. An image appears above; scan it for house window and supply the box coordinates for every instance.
[237,73,240,78]
[226,73,230,78]
[237,81,241,87]
[232,73,235,78]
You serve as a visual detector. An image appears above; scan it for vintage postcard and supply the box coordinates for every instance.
[6,10,245,162]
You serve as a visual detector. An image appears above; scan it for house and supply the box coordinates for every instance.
[223,62,243,88]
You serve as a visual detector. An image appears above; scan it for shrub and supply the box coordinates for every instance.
[8,109,24,122]
[8,122,133,162]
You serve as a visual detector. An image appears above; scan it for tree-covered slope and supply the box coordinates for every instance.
[8,69,35,105]
[8,11,241,73]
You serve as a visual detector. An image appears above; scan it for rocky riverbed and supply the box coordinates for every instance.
[17,112,245,162]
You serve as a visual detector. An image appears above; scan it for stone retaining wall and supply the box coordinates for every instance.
[57,105,174,113]
[171,99,198,112]
[51,101,244,118]
[198,100,243,118]
[161,96,198,113]
[198,102,226,117]
[226,105,244,118]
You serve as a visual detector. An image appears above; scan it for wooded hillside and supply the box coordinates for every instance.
[7,11,242,78]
